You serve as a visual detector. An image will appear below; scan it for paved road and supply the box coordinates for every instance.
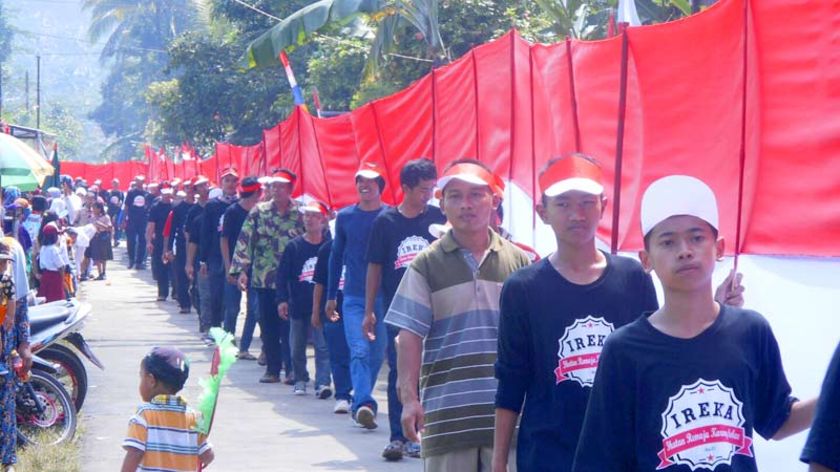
[80,248,422,471]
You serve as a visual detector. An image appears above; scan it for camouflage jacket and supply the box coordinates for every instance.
[230,200,303,289]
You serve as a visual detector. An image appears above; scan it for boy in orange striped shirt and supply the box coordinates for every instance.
[122,347,214,472]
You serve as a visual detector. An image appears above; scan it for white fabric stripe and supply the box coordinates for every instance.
[422,426,496,441]
[387,308,431,329]
[425,413,496,428]
[422,388,497,402]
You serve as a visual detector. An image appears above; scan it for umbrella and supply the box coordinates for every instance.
[0,133,55,191]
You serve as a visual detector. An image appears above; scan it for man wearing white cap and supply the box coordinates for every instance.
[147,185,174,301]
[574,175,815,471]
[108,178,125,247]
[384,159,530,471]
[125,175,150,270]
[231,168,303,382]
[326,161,389,427]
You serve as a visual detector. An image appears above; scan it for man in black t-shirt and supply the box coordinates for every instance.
[185,176,210,318]
[221,177,262,359]
[146,186,173,300]
[801,342,840,471]
[364,158,443,461]
[124,175,150,269]
[107,178,124,247]
[165,183,195,313]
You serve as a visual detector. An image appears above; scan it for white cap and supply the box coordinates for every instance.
[160,188,174,196]
[75,187,87,197]
[208,188,224,200]
[640,175,719,237]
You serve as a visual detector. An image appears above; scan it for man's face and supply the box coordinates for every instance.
[356,177,381,203]
[537,190,605,247]
[402,179,436,208]
[639,215,723,293]
[302,211,326,233]
[112,180,120,190]
[221,175,239,195]
[441,179,496,234]
[195,183,209,198]
[269,182,292,203]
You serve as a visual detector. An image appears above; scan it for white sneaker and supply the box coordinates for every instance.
[315,385,332,400]
[294,381,306,395]
[333,399,350,414]
[355,405,377,430]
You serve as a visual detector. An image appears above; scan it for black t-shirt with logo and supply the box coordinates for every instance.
[199,196,237,265]
[169,201,193,254]
[496,255,657,472]
[365,205,445,305]
[221,203,249,261]
[801,341,840,470]
[148,200,172,241]
[573,305,796,472]
[125,189,150,224]
[107,189,124,216]
[276,235,325,320]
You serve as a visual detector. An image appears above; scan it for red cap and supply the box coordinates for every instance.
[300,201,330,216]
[539,156,604,197]
[437,162,502,196]
[220,167,239,179]
[355,161,385,180]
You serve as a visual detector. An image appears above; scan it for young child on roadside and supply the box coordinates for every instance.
[122,346,213,472]
[573,175,816,471]
[0,242,16,376]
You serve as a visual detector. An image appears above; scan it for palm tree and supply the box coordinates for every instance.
[243,0,447,80]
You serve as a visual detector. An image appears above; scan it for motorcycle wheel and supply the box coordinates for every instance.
[40,343,88,411]
[15,369,78,447]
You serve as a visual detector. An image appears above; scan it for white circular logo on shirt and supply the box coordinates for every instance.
[133,195,146,207]
[299,257,317,283]
[110,196,120,205]
[555,316,614,387]
[657,379,752,470]
[394,235,431,270]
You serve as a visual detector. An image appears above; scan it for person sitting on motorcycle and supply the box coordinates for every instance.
[122,346,214,472]
[0,242,16,376]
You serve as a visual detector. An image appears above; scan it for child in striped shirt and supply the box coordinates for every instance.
[122,347,213,472]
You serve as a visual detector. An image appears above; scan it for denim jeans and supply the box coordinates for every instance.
[290,317,331,388]
[257,288,291,377]
[386,324,406,442]
[223,283,259,352]
[342,295,386,414]
[323,315,352,401]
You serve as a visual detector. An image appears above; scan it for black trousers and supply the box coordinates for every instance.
[257,288,291,377]
[173,250,191,309]
[151,240,170,298]
[125,221,146,266]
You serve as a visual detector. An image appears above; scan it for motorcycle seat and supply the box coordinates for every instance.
[28,300,76,334]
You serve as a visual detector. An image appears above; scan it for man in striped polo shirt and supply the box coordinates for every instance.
[385,159,530,471]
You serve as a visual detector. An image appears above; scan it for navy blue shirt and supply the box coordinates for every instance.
[366,205,445,306]
[148,200,172,241]
[168,201,193,254]
[327,204,387,299]
[573,306,796,472]
[199,195,237,265]
[221,203,249,261]
[125,189,149,225]
[801,341,840,470]
[495,255,658,472]
[314,240,342,320]
[276,236,325,320]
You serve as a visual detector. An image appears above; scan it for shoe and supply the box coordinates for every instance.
[236,351,257,361]
[355,405,377,430]
[136,264,146,270]
[200,334,215,345]
[333,399,350,414]
[402,441,421,458]
[382,440,405,462]
[283,375,295,386]
[257,352,266,366]
[127,263,134,270]
[156,297,166,301]
[315,385,332,400]
[179,307,191,314]
[95,273,106,281]
[259,373,281,383]
[294,381,306,395]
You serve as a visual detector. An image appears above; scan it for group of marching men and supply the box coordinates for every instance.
[125,154,840,472]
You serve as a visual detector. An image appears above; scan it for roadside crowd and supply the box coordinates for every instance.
[112,154,838,472]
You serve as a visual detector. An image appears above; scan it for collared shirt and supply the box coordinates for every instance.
[230,199,303,289]
[384,229,530,458]
[123,394,210,472]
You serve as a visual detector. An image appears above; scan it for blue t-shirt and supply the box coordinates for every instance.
[327,204,387,299]
[495,254,658,472]
[573,305,796,472]
[801,341,840,470]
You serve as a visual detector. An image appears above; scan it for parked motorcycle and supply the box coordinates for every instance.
[27,298,103,411]
[14,356,77,446]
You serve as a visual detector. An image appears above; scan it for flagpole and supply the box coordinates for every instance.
[610,24,630,255]
[733,0,750,280]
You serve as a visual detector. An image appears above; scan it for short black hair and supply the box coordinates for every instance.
[356,175,386,192]
[642,221,719,251]
[31,195,48,212]
[539,153,603,207]
[142,347,190,393]
[239,176,261,199]
[400,158,437,189]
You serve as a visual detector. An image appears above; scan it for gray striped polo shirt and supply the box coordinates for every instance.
[385,229,530,458]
